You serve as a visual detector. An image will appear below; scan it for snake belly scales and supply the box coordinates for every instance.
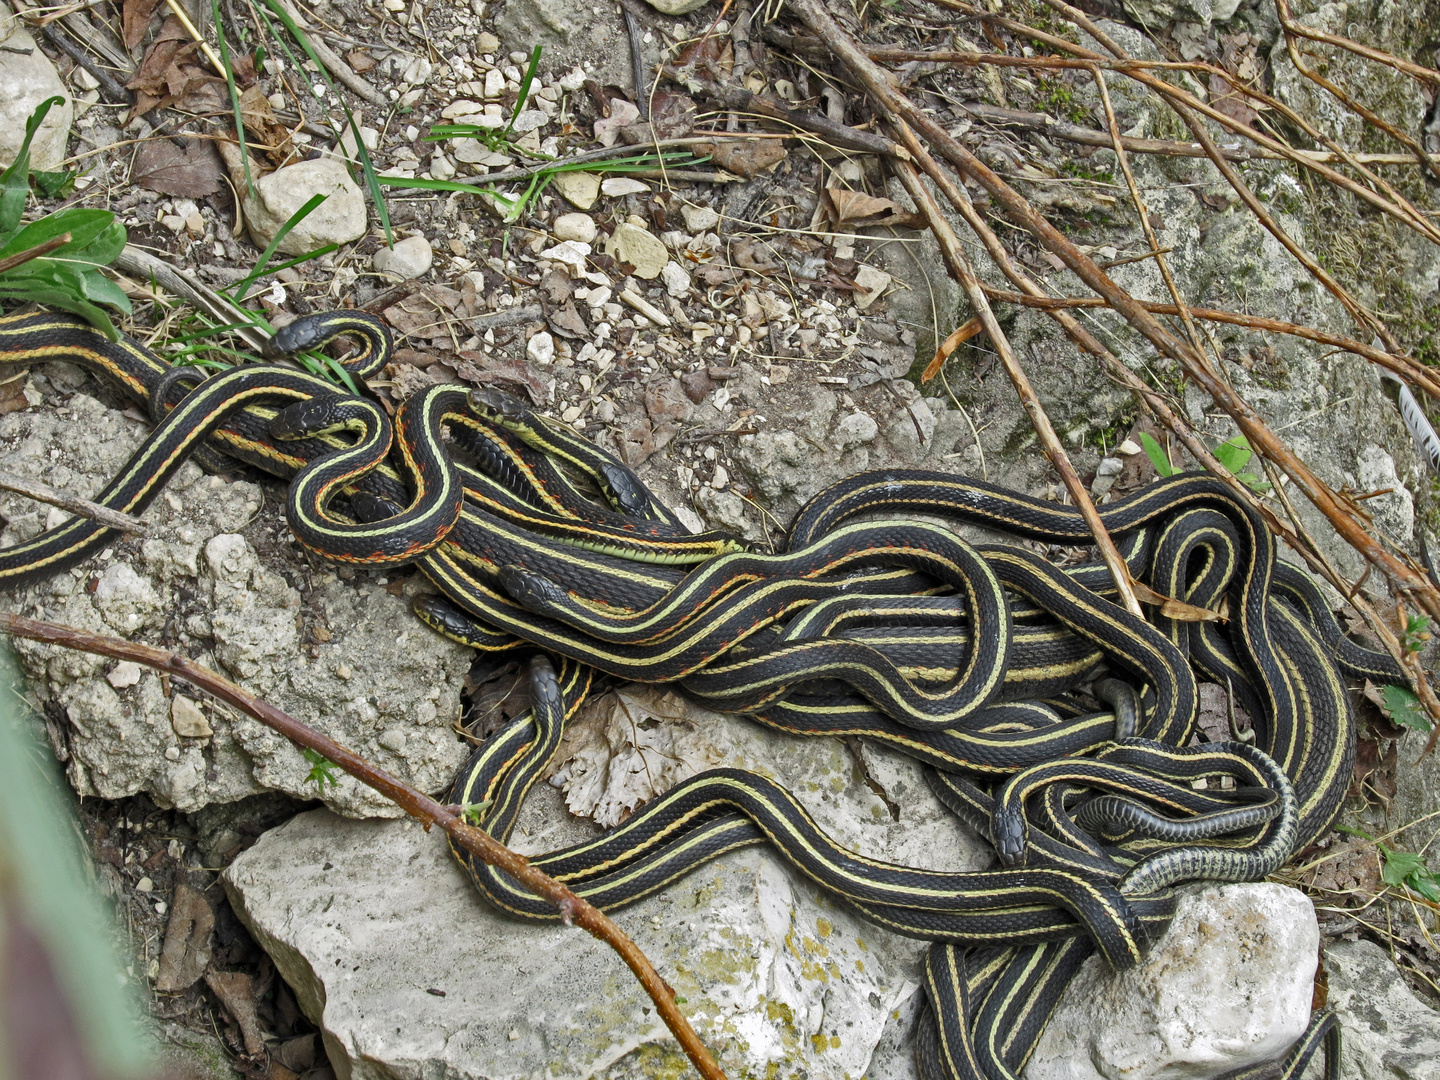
[0,307,1385,1079]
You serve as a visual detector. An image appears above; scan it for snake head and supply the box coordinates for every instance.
[264,314,330,358]
[498,565,568,611]
[270,396,338,440]
[468,387,528,421]
[351,492,406,523]
[992,809,1027,868]
[598,463,650,517]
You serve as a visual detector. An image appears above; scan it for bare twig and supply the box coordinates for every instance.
[0,233,71,275]
[114,246,271,354]
[0,469,149,534]
[0,612,730,1080]
[789,0,1440,625]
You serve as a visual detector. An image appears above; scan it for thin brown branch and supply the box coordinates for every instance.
[929,0,1440,256]
[265,0,387,106]
[974,288,1440,398]
[0,469,149,534]
[1270,0,1440,88]
[889,150,1143,617]
[0,233,72,275]
[0,612,729,1080]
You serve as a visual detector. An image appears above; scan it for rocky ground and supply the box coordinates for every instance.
[3,0,1440,1076]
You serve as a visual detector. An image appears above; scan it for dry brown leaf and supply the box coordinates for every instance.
[825,187,927,229]
[454,351,555,405]
[239,85,294,164]
[1130,579,1227,622]
[346,49,377,73]
[204,970,266,1057]
[0,372,29,417]
[922,316,984,382]
[131,138,224,198]
[708,138,787,178]
[121,0,162,50]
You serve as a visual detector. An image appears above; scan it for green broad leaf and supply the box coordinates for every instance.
[1235,472,1272,494]
[0,208,115,260]
[67,220,127,267]
[1381,684,1432,731]
[1213,435,1254,475]
[76,269,132,314]
[31,168,76,198]
[0,281,118,339]
[1381,847,1426,888]
[1139,432,1177,477]
[1411,872,1440,903]
[0,95,65,238]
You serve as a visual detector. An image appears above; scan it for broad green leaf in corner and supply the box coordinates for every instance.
[1213,435,1254,474]
[1381,683,1432,732]
[1138,432,1178,477]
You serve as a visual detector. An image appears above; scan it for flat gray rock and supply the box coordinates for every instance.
[1322,938,1440,1080]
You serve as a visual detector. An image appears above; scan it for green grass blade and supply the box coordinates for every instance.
[213,0,253,197]
[501,44,543,141]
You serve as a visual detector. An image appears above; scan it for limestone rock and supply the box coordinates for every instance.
[0,389,472,817]
[643,0,708,13]
[244,158,367,256]
[604,222,669,280]
[1322,939,1440,1080]
[0,4,71,171]
[552,212,597,244]
[1023,883,1318,1080]
[553,170,600,209]
[372,235,433,280]
[225,704,990,1079]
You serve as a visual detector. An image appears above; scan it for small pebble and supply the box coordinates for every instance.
[136,876,154,893]
[373,235,433,280]
[552,213,597,244]
[526,331,556,364]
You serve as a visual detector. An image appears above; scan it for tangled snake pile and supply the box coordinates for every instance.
[0,307,1385,1079]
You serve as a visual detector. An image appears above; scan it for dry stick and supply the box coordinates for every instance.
[1090,66,1213,376]
[930,0,1440,261]
[932,98,1438,167]
[113,246,272,354]
[1270,0,1440,88]
[789,0,1440,628]
[887,155,1144,617]
[1274,0,1440,185]
[974,289,1440,400]
[0,611,730,1080]
[888,112,1422,685]
[0,233,72,275]
[0,470,149,534]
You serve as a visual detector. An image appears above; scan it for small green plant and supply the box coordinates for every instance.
[303,748,341,793]
[1380,683,1432,732]
[1139,432,1179,477]
[1140,432,1270,493]
[1337,825,1440,901]
[431,44,543,154]
[1211,435,1271,493]
[1401,613,1433,655]
[460,800,492,826]
[0,96,130,338]
[1381,846,1440,902]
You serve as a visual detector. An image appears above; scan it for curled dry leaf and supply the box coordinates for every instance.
[707,138,788,178]
[239,85,295,165]
[131,138,225,198]
[454,351,555,405]
[824,187,927,230]
[922,315,984,383]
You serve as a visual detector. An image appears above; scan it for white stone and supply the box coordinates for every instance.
[600,176,649,197]
[372,235,434,280]
[1024,883,1318,1080]
[642,0,709,13]
[680,202,720,232]
[170,695,212,739]
[552,212,597,244]
[224,701,988,1080]
[552,170,600,209]
[106,661,142,689]
[557,66,585,93]
[538,239,590,277]
[852,264,892,311]
[659,259,692,297]
[243,157,367,256]
[483,67,505,98]
[526,331,555,364]
[1322,938,1440,1080]
[509,109,548,134]
[593,98,640,146]
[0,4,72,170]
[603,222,668,280]
[833,411,879,449]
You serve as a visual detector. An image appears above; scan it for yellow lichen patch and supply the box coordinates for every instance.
[816,917,833,939]
[854,959,866,974]
[801,935,829,958]
[855,936,869,952]
[799,958,830,982]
